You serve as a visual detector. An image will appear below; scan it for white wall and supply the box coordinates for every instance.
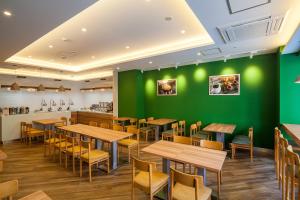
[0,75,113,112]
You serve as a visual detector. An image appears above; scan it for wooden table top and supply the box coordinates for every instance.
[142,140,227,172]
[59,124,132,142]
[0,150,7,160]
[114,117,136,121]
[147,118,177,126]
[33,119,64,125]
[283,124,300,145]
[203,123,236,134]
[18,191,52,200]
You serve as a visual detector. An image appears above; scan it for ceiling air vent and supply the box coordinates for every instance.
[200,48,222,56]
[217,14,285,43]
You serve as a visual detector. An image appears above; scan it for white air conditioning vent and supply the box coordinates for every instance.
[200,48,222,56]
[218,14,285,43]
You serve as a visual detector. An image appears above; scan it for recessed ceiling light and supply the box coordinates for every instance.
[116,67,120,70]
[48,45,53,48]
[91,56,96,59]
[158,68,160,71]
[3,10,12,17]
[81,28,87,32]
[197,52,201,56]
[149,61,152,64]
[125,46,130,49]
[180,30,186,34]
[145,0,151,2]
[28,56,32,58]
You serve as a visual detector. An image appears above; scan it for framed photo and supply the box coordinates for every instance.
[209,74,240,95]
[157,79,177,96]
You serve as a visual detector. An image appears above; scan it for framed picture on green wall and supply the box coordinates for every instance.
[209,74,240,95]
[157,79,177,96]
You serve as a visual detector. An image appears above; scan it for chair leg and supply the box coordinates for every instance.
[250,147,253,162]
[59,149,62,166]
[65,154,68,169]
[89,164,92,182]
[137,145,139,158]
[107,159,110,174]
[44,144,46,156]
[128,148,131,164]
[72,155,75,174]
[80,159,82,177]
[131,184,135,200]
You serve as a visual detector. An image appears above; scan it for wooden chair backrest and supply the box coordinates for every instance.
[61,117,67,125]
[200,140,223,151]
[0,180,18,199]
[190,124,197,136]
[20,122,27,134]
[285,145,300,200]
[100,122,110,129]
[132,157,156,193]
[179,120,186,128]
[147,117,154,121]
[196,121,202,132]
[127,126,140,141]
[138,119,147,128]
[130,118,137,125]
[171,123,178,135]
[279,134,289,197]
[174,135,192,145]
[80,137,92,159]
[248,127,254,145]
[274,127,280,162]
[89,121,98,127]
[113,124,124,132]
[44,130,54,141]
[25,123,33,132]
[69,118,76,125]
[170,167,203,200]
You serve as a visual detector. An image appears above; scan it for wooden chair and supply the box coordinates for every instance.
[113,124,124,132]
[200,140,223,151]
[89,121,98,127]
[79,138,110,182]
[138,119,154,141]
[53,130,72,165]
[118,126,139,164]
[0,180,18,200]
[196,121,211,140]
[230,127,254,162]
[61,117,67,125]
[100,122,110,129]
[162,122,178,141]
[147,117,154,121]
[190,124,201,146]
[25,123,44,146]
[131,157,169,200]
[20,122,27,143]
[43,130,63,157]
[274,127,280,181]
[279,134,289,199]
[285,145,300,200]
[69,118,76,125]
[65,134,87,174]
[170,167,212,200]
[173,135,192,173]
[178,120,186,136]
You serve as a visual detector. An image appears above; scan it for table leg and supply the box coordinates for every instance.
[197,167,207,185]
[162,158,170,200]
[217,171,221,200]
[110,141,118,170]
[155,126,160,141]
[96,140,103,150]
[216,132,225,143]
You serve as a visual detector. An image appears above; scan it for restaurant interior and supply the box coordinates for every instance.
[0,0,300,199]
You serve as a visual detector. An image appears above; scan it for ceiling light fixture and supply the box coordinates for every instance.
[91,56,95,59]
[3,10,12,17]
[197,52,201,56]
[81,28,87,32]
[141,69,144,73]
[158,68,160,71]
[48,45,53,48]
[28,56,32,58]
[249,52,253,59]
[149,61,152,64]
[180,30,186,34]
[224,57,227,63]
[125,46,130,49]
[116,67,120,70]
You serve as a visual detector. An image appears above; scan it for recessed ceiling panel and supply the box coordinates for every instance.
[227,0,271,14]
[5,0,213,72]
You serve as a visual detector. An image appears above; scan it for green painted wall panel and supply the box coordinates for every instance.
[280,53,300,124]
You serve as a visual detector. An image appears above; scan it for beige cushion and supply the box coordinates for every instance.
[172,182,212,200]
[54,142,72,148]
[81,150,109,162]
[118,139,138,147]
[134,171,169,193]
[66,146,87,154]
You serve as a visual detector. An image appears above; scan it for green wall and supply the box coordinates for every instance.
[280,53,300,124]
[118,53,279,148]
[118,70,144,118]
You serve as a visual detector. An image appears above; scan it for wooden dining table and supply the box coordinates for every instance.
[33,118,64,130]
[282,124,300,145]
[18,190,52,200]
[147,118,177,140]
[58,124,132,169]
[113,117,136,126]
[142,140,227,199]
[203,123,236,144]
[0,149,7,172]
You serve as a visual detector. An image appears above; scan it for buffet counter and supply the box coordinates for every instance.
[72,111,113,128]
[0,111,71,143]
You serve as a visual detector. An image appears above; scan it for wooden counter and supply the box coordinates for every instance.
[72,111,113,128]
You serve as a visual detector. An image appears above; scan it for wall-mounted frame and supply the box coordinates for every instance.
[157,79,177,96]
[209,74,240,95]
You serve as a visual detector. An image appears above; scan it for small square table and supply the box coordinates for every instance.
[203,123,236,144]
[147,118,177,140]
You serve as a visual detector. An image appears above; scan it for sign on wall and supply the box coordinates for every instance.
[209,74,240,95]
[157,79,177,96]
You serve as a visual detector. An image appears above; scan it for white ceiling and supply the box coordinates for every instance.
[0,0,299,80]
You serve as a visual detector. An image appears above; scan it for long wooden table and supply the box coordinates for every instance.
[142,140,227,199]
[33,118,64,130]
[18,191,52,200]
[147,118,177,140]
[58,124,132,169]
[282,124,300,145]
[203,123,236,144]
